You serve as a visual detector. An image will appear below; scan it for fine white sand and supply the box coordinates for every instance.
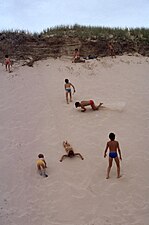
[0,55,149,225]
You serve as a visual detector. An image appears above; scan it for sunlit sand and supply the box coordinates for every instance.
[0,55,149,225]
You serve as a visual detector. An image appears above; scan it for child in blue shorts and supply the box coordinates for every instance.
[104,133,122,179]
[64,79,76,104]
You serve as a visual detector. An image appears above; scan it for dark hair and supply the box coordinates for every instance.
[109,133,115,141]
[75,48,78,51]
[38,154,44,158]
[75,102,80,108]
[5,55,9,58]
[68,150,74,157]
[65,79,69,83]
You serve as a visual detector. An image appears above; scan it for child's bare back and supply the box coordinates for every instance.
[107,140,119,153]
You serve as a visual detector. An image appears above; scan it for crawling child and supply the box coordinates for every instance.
[36,154,48,177]
[60,141,84,162]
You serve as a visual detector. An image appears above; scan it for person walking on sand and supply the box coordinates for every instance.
[75,100,103,112]
[60,141,84,162]
[104,133,122,179]
[64,79,76,104]
[36,154,48,177]
[4,55,11,73]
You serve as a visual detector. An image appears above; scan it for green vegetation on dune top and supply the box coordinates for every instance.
[1,24,149,40]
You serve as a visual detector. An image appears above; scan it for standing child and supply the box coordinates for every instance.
[4,55,11,73]
[64,79,76,104]
[104,133,122,179]
[36,154,48,177]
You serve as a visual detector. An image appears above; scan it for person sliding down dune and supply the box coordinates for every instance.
[75,100,103,112]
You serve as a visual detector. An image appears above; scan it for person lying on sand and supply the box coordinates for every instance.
[36,154,48,177]
[64,79,76,104]
[75,100,103,112]
[104,133,122,179]
[60,141,84,162]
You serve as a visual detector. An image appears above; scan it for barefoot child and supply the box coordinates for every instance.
[4,55,11,73]
[64,79,76,104]
[75,100,103,112]
[60,141,84,162]
[104,133,122,179]
[36,154,48,177]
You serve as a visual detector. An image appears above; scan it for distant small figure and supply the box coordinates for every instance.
[64,79,76,104]
[4,55,11,73]
[88,55,97,60]
[72,48,85,63]
[36,154,48,177]
[83,55,97,60]
[104,133,122,179]
[108,42,116,58]
[75,100,103,112]
[60,141,84,162]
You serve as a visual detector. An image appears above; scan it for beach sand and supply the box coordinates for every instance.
[0,55,149,225]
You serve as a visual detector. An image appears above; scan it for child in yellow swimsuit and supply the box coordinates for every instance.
[36,154,48,177]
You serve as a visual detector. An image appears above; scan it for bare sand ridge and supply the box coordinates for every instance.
[0,55,149,225]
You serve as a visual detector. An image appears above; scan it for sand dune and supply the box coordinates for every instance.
[0,55,149,225]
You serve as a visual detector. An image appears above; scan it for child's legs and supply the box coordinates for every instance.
[5,64,8,71]
[37,164,42,175]
[97,103,103,110]
[63,141,68,153]
[90,100,97,110]
[37,164,47,176]
[91,101,102,110]
[38,163,45,169]
[37,164,42,171]
[114,157,120,178]
[66,92,69,103]
[63,141,67,148]
[106,157,113,178]
[8,64,11,72]
[91,103,97,110]
[69,92,72,101]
